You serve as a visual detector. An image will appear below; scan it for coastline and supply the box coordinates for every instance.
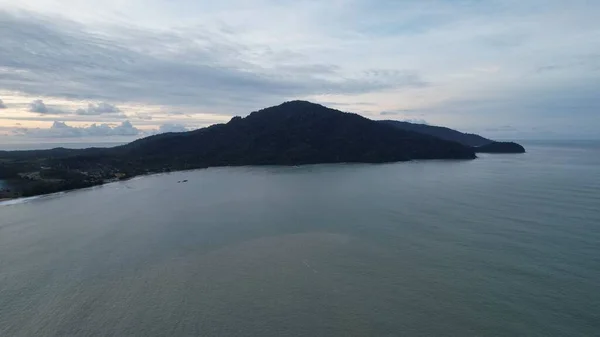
[0,169,197,206]
[0,158,481,205]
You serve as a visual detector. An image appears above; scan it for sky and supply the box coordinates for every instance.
[0,0,599,144]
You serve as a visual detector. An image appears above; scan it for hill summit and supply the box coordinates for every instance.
[120,100,477,168]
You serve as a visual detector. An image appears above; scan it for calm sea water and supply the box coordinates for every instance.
[0,141,599,336]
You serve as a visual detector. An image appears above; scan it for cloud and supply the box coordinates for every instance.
[0,98,6,109]
[317,101,376,107]
[0,11,425,114]
[535,54,600,74]
[135,113,153,120]
[380,110,414,116]
[28,99,50,113]
[167,111,188,116]
[15,120,142,138]
[28,99,71,115]
[109,121,141,136]
[158,123,189,133]
[412,80,600,136]
[379,110,428,124]
[75,102,122,116]
[26,99,126,117]
[0,1,599,138]
[485,125,517,132]
[10,120,193,139]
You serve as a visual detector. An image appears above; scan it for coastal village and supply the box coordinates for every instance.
[0,162,129,200]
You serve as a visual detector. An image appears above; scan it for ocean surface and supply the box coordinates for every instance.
[1,141,599,336]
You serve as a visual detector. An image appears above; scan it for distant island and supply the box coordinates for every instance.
[0,101,524,199]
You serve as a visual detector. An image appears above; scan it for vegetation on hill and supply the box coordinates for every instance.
[2,100,530,199]
[380,120,492,147]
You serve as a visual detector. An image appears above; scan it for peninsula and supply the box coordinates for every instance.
[0,101,523,199]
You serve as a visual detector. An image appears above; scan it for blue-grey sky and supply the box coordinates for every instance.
[0,0,598,143]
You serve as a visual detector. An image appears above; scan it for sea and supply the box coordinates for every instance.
[0,140,599,336]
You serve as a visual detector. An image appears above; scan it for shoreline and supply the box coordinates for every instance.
[0,169,198,206]
[0,158,479,206]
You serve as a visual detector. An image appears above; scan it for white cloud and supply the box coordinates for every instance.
[15,120,142,138]
[111,121,140,136]
[158,123,188,133]
[75,102,122,116]
[0,98,6,109]
[10,120,193,139]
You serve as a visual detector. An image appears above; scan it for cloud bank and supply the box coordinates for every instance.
[157,124,189,134]
[11,120,191,139]
[0,10,423,112]
[24,99,125,117]
[75,102,122,116]
[0,0,599,139]
[14,121,142,138]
